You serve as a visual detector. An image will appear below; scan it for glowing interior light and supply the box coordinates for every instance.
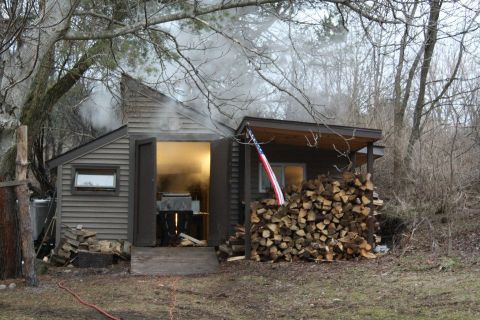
[175,213,178,235]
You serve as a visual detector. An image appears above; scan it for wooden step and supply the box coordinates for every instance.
[130,247,219,275]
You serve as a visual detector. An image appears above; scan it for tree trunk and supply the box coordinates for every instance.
[393,106,405,185]
[15,126,38,286]
[0,0,76,174]
[403,0,442,172]
[392,3,419,188]
[0,181,22,280]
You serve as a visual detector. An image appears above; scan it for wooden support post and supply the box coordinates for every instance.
[349,151,357,172]
[244,142,252,259]
[366,142,374,247]
[15,126,38,286]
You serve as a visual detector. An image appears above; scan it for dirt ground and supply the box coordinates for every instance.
[0,253,479,320]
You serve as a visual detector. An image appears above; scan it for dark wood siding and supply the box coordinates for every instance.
[209,139,231,245]
[122,76,229,138]
[125,97,216,136]
[60,136,130,240]
[229,141,241,229]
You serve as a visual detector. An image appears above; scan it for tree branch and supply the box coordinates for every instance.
[64,0,395,41]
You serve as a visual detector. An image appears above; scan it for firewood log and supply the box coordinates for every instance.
[247,172,381,262]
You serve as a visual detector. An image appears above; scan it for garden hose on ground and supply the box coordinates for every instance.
[58,280,121,320]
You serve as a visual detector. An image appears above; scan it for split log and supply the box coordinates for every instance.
[217,224,246,260]
[50,225,131,265]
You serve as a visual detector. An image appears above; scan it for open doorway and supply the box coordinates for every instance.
[155,142,210,246]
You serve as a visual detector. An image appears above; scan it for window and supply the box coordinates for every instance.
[73,166,118,193]
[259,163,305,192]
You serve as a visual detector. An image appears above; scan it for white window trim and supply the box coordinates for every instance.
[258,162,306,192]
[71,165,120,195]
[74,171,117,189]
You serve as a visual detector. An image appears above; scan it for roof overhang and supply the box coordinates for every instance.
[236,117,382,152]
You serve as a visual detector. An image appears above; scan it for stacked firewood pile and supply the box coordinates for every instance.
[217,225,246,261]
[50,226,131,266]
[251,172,382,262]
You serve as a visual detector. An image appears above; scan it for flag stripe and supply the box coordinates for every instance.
[259,155,284,203]
[246,127,285,205]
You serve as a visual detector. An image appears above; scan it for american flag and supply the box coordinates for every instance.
[246,126,285,206]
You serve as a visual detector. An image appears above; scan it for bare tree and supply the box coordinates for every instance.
[0,0,400,286]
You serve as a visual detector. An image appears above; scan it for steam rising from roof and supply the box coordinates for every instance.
[79,85,121,131]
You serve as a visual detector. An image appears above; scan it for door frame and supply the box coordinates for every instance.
[128,136,227,246]
[208,138,231,246]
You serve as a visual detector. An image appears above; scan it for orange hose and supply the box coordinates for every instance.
[58,280,121,320]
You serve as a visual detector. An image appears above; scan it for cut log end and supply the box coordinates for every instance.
[248,172,381,263]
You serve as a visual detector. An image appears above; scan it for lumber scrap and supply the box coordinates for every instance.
[0,180,30,188]
[179,233,207,246]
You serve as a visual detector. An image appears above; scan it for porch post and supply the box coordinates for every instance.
[366,142,374,246]
[349,151,357,172]
[244,142,252,259]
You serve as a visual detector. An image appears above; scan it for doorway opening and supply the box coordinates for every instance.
[155,142,210,246]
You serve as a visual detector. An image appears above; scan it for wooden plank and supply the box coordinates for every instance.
[130,247,218,275]
[179,233,204,245]
[15,126,37,286]
[227,256,245,262]
[0,180,30,188]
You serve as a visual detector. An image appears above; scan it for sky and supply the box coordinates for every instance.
[76,1,480,131]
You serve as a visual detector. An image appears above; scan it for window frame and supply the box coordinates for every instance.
[258,162,306,192]
[71,164,120,196]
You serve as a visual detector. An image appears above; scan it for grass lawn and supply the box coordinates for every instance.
[1,254,479,320]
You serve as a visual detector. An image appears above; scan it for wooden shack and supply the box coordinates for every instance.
[47,74,383,251]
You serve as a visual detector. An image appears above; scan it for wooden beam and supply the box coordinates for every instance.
[0,180,30,188]
[244,142,252,259]
[15,126,38,286]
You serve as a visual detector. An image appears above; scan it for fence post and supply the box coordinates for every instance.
[15,125,38,286]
